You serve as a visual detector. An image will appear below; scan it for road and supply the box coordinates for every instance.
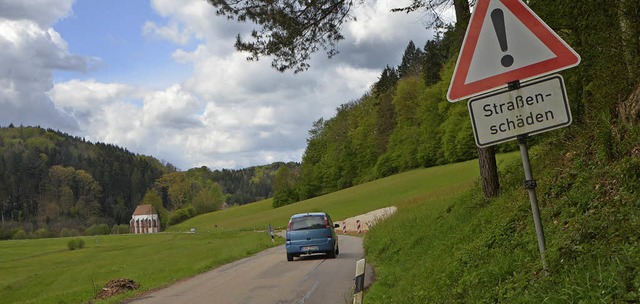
[127,235,372,304]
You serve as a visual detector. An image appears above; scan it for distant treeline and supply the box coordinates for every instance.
[0,125,294,239]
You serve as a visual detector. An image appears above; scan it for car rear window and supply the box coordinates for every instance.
[289,216,326,231]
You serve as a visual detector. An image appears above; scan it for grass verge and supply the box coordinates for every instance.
[364,146,640,302]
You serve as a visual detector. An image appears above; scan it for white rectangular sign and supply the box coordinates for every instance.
[468,74,571,147]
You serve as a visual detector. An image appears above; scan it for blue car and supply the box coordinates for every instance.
[285,212,340,261]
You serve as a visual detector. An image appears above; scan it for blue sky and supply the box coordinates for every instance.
[53,0,194,88]
[0,0,444,170]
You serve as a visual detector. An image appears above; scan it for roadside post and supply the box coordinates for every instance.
[353,258,366,304]
[447,0,581,271]
[268,223,274,243]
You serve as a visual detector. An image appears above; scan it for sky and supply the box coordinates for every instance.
[0,0,451,170]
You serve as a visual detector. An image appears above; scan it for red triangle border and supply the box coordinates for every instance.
[447,0,580,102]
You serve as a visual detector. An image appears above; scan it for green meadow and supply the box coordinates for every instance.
[0,154,517,304]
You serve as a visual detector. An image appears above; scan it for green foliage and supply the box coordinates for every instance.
[373,65,399,97]
[440,102,476,162]
[192,184,224,214]
[207,0,354,73]
[272,165,299,208]
[111,224,130,235]
[209,163,287,206]
[32,228,52,239]
[60,228,78,238]
[296,30,487,198]
[168,206,196,226]
[85,224,110,236]
[365,145,640,302]
[398,40,424,78]
[0,127,171,234]
[12,229,28,240]
[66,238,85,250]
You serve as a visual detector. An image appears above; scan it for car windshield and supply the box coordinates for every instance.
[290,216,326,231]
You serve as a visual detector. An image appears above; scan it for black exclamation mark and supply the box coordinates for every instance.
[491,8,514,68]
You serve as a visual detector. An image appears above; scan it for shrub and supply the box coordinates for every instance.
[60,228,78,238]
[67,238,85,250]
[13,229,28,240]
[168,206,196,225]
[111,224,130,234]
[85,224,110,236]
[33,228,52,239]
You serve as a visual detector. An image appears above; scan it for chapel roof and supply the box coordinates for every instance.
[132,204,156,216]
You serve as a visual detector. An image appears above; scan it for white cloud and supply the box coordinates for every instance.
[0,16,94,130]
[49,79,138,111]
[1,0,434,170]
[143,20,192,45]
[0,0,74,26]
[142,84,203,129]
[252,106,276,126]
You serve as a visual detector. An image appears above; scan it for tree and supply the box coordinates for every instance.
[73,170,102,221]
[272,165,298,208]
[207,0,359,73]
[422,30,454,85]
[192,187,223,214]
[398,41,424,78]
[373,65,399,97]
[207,0,499,197]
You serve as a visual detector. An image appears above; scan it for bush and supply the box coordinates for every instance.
[60,228,78,238]
[111,224,130,234]
[13,229,28,240]
[168,206,196,225]
[85,224,110,236]
[67,238,85,250]
[33,228,52,239]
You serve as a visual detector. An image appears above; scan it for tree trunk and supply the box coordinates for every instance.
[618,82,640,125]
[477,146,499,197]
[453,0,472,32]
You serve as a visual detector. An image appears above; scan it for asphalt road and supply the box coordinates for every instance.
[127,235,372,304]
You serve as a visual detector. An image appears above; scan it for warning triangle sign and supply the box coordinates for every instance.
[447,0,580,102]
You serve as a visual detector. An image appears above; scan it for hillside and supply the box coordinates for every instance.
[0,126,170,238]
[364,128,640,302]
[0,126,296,239]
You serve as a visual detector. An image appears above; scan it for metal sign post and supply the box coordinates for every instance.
[517,134,548,271]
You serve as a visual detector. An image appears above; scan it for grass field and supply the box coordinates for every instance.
[1,231,277,304]
[0,153,518,303]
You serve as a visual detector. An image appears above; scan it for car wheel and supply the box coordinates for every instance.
[335,245,339,256]
[327,248,336,259]
[287,253,294,261]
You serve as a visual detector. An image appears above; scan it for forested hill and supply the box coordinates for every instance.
[271,29,521,207]
[271,1,640,213]
[0,126,295,239]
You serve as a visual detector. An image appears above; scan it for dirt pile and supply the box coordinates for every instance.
[96,278,139,299]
